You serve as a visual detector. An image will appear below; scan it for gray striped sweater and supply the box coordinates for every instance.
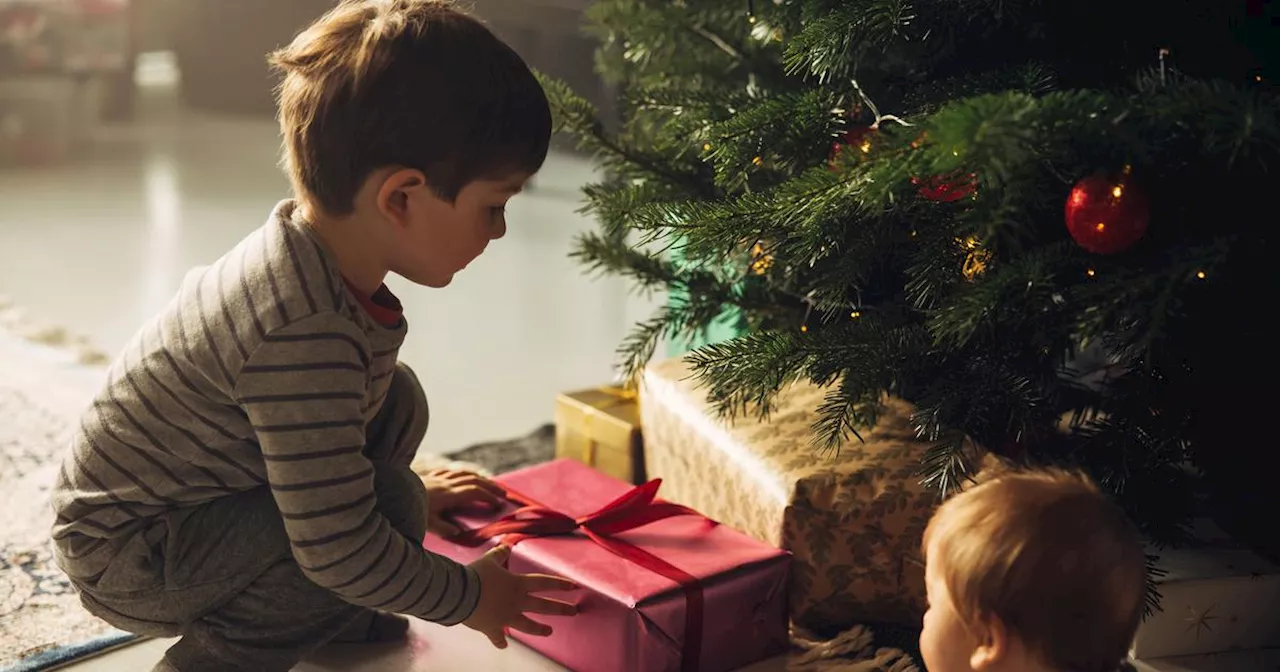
[51,200,480,625]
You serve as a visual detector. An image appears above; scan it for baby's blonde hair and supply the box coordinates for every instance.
[922,465,1145,671]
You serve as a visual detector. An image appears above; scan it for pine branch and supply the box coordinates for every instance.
[537,72,716,198]
[616,306,677,385]
[683,329,810,419]
[782,0,915,82]
[571,231,679,291]
[812,378,874,451]
[917,431,976,497]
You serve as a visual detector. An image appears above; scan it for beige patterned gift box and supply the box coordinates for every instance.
[640,357,940,634]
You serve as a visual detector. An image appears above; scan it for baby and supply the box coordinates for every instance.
[919,465,1146,672]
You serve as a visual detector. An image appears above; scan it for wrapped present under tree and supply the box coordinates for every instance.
[423,458,792,672]
[641,357,949,635]
[554,386,644,484]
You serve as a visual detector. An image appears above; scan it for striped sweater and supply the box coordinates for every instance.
[51,200,480,625]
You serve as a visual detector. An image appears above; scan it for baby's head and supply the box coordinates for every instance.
[920,466,1145,672]
[270,0,550,288]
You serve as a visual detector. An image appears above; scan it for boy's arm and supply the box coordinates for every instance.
[234,312,480,624]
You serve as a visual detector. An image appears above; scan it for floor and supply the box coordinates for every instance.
[0,56,662,458]
[63,620,800,672]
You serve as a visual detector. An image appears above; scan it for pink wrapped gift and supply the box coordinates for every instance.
[422,459,791,672]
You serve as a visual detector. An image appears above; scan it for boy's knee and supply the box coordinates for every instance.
[373,463,429,543]
[389,362,428,432]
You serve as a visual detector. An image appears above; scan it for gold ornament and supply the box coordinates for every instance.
[958,236,991,281]
[750,242,773,275]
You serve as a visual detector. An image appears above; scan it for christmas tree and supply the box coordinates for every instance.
[541,0,1279,571]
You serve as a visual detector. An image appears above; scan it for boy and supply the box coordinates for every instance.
[919,466,1146,672]
[50,2,576,670]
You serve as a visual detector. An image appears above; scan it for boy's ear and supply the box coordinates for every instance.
[375,168,429,227]
[969,615,1009,671]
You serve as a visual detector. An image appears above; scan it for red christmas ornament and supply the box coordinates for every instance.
[828,126,876,169]
[913,172,977,202]
[1065,171,1150,254]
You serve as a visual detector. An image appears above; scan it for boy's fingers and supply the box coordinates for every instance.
[484,544,512,566]
[508,615,553,637]
[452,475,505,497]
[522,596,577,616]
[486,629,508,649]
[429,516,461,537]
[521,574,578,593]
[458,486,503,508]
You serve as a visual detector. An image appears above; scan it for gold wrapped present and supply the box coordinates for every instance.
[640,358,939,634]
[554,386,645,484]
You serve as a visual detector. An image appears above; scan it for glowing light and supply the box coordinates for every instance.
[850,310,861,319]
[1095,222,1107,232]
[702,143,712,151]
[1112,185,1123,198]
[752,156,763,166]
[1196,270,1206,279]
[1087,269,1097,277]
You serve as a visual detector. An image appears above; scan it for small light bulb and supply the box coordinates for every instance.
[702,143,712,151]
[748,15,756,23]
[1112,185,1123,198]
[910,230,918,238]
[1256,75,1264,82]
[1095,222,1106,232]
[800,324,808,332]
[752,156,763,166]
[1087,269,1097,277]
[850,310,861,319]
[859,140,871,153]
[1196,270,1206,279]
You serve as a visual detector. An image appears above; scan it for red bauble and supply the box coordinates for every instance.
[1065,172,1150,254]
[913,172,977,202]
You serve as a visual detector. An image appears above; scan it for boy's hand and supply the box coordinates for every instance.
[463,546,578,649]
[420,468,505,537]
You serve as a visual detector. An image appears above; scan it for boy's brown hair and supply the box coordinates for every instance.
[269,0,551,215]
[922,465,1146,672]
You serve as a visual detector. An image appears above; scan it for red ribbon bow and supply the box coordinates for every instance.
[450,479,710,672]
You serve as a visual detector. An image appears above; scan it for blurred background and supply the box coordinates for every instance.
[0,0,657,454]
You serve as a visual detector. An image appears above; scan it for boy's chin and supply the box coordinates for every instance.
[394,268,454,289]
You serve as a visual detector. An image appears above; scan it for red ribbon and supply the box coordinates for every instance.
[450,479,710,672]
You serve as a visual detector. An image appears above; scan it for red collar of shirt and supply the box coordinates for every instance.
[343,278,403,328]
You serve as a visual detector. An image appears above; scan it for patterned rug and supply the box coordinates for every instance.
[0,300,125,672]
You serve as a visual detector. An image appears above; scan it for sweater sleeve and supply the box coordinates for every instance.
[234,312,480,624]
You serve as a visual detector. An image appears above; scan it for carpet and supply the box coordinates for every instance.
[0,300,128,672]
